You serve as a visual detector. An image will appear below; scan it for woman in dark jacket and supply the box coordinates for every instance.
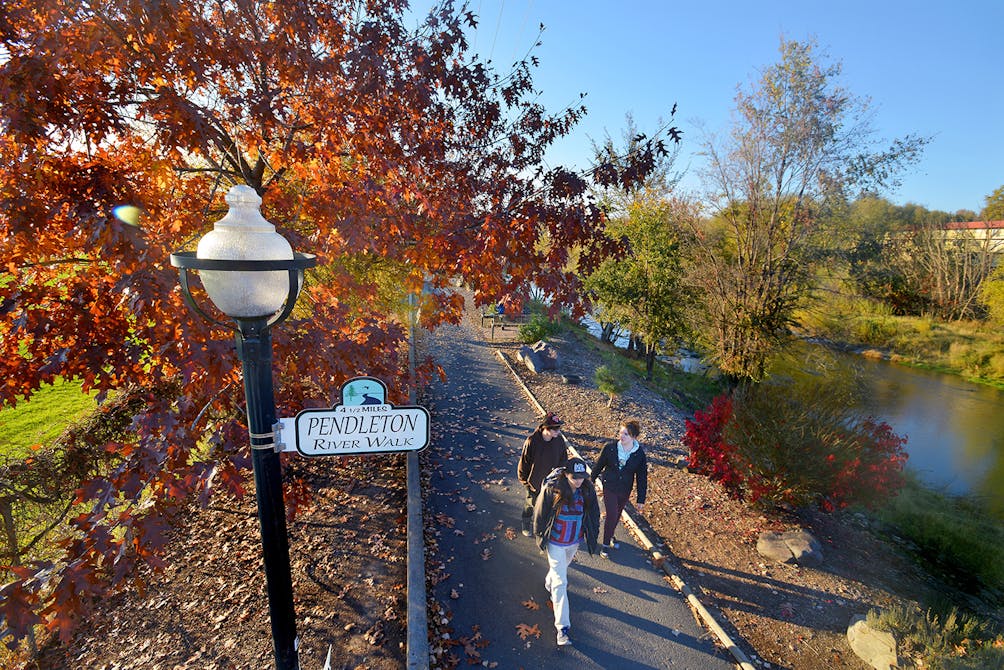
[591,419,647,558]
[532,457,599,646]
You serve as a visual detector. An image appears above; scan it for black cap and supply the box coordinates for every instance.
[564,457,588,479]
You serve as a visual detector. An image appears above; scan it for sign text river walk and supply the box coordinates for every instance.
[278,376,430,457]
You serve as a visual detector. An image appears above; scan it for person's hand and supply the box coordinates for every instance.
[636,503,645,515]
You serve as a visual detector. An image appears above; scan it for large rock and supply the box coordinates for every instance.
[516,345,540,373]
[847,615,899,670]
[519,341,558,373]
[756,529,824,566]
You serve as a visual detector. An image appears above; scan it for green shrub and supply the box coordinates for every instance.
[595,363,631,407]
[866,604,1004,669]
[851,315,898,346]
[517,314,557,344]
[945,341,990,376]
[990,353,1004,379]
[913,315,934,336]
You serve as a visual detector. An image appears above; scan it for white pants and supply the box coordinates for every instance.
[545,542,579,631]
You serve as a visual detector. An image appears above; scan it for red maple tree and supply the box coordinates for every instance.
[0,0,678,651]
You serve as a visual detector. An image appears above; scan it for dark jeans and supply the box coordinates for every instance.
[602,490,629,545]
[522,488,537,531]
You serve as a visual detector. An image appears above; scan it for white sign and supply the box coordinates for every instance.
[279,376,430,457]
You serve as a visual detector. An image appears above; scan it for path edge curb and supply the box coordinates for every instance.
[495,349,756,670]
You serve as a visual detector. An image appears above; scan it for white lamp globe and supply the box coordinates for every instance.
[196,185,294,318]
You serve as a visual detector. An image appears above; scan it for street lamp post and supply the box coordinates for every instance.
[171,185,316,670]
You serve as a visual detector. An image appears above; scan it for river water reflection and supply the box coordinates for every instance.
[834,350,1004,510]
[580,316,1004,511]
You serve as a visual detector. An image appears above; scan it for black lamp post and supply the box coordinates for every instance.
[171,185,316,670]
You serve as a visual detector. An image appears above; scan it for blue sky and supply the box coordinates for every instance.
[413,1,1003,215]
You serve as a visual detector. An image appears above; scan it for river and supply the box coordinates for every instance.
[834,350,1004,507]
[579,316,1004,510]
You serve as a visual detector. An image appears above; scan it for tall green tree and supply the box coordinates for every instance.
[584,112,681,346]
[584,194,695,378]
[979,263,1004,326]
[982,185,1004,221]
[691,39,927,383]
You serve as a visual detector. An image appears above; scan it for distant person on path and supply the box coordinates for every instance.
[517,412,569,536]
[591,419,647,558]
[532,457,600,647]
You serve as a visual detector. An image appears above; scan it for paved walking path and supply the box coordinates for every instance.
[424,321,737,669]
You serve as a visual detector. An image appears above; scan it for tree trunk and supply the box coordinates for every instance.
[1,498,37,656]
[600,322,616,344]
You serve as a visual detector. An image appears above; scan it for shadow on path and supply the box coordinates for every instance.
[423,322,737,669]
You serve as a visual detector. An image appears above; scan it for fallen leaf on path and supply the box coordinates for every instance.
[592,587,609,594]
[522,598,540,610]
[515,623,541,640]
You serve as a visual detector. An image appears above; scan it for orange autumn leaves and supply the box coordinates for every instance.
[1,0,678,652]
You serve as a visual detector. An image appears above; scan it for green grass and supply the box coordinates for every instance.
[872,476,1004,596]
[797,292,1004,389]
[0,379,99,458]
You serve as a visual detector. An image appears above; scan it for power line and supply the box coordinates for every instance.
[488,0,505,62]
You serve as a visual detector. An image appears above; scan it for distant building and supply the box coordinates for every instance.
[940,220,1004,254]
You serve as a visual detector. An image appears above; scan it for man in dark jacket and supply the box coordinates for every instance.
[532,457,600,646]
[516,412,569,536]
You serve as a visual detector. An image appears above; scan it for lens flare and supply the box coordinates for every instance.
[112,204,142,227]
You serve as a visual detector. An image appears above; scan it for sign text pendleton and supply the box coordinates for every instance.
[280,376,430,457]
